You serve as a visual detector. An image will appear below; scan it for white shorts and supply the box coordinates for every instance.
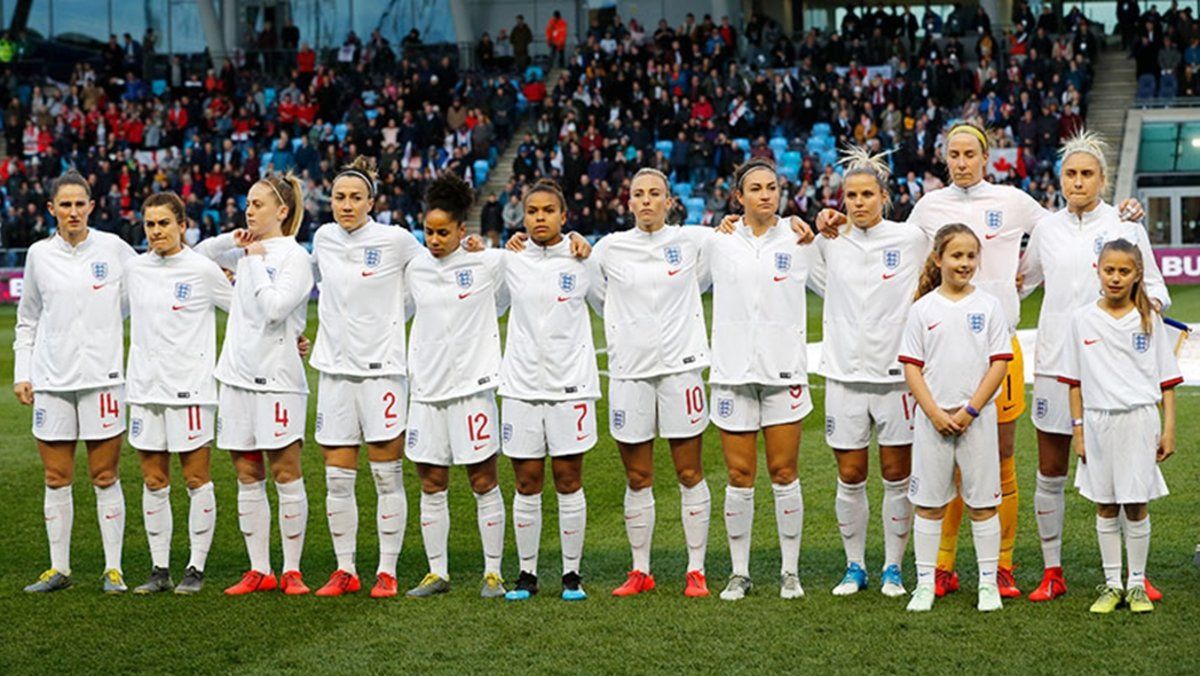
[608,370,708,444]
[1031,375,1072,435]
[32,386,126,442]
[129,404,215,453]
[909,404,1001,509]
[216,385,307,451]
[1075,405,1168,504]
[315,373,408,446]
[823,380,916,449]
[501,398,598,459]
[406,391,499,466]
[710,383,811,432]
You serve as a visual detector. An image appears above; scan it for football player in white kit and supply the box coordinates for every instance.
[1059,240,1180,614]
[403,172,510,599]
[813,148,929,598]
[820,122,1143,598]
[195,174,315,596]
[587,168,715,598]
[1017,131,1170,603]
[705,159,815,601]
[125,192,232,595]
[17,171,137,593]
[499,179,597,602]
[899,224,1012,613]
[309,157,424,599]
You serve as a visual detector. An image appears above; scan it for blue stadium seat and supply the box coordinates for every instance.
[263,87,276,108]
[291,138,302,151]
[821,148,840,170]
[260,151,273,167]
[151,79,167,97]
[732,138,750,152]
[779,163,799,181]
[413,228,426,244]
[364,109,378,120]
[781,150,802,168]
[683,197,706,224]
[655,140,674,156]
[812,122,832,136]
[673,182,692,198]
[473,159,490,186]
[334,124,349,142]
[524,66,544,82]
[769,137,789,157]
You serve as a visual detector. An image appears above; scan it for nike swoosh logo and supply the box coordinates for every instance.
[667,269,681,276]
[284,514,300,520]
[171,305,185,311]
[689,416,703,424]
[421,521,433,527]
[458,292,471,299]
[724,512,738,517]
[772,275,788,282]
[146,509,163,515]
[105,513,120,520]
[187,434,200,440]
[890,516,907,522]
[361,271,376,277]
[881,272,898,280]
[1002,404,1016,411]
[385,421,398,429]
[784,509,800,515]
[485,520,499,527]
[517,523,533,529]
[286,533,302,540]
[575,434,588,441]
[985,233,1000,240]
[274,431,287,437]
[791,403,803,410]
[92,283,106,290]
[381,513,399,520]
[1084,339,1100,345]
[557,296,571,302]
[203,507,214,514]
[688,510,703,516]
[238,512,249,517]
[1036,510,1055,516]
[993,492,1001,498]
[473,443,488,450]
[562,529,579,535]
[102,422,116,429]
[927,322,941,330]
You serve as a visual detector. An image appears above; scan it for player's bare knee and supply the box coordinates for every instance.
[725,466,754,488]
[916,505,945,520]
[43,467,72,488]
[769,466,796,486]
[1096,503,1120,518]
[1123,503,1148,521]
[143,473,170,491]
[625,469,653,490]
[836,465,867,484]
[90,468,118,488]
[968,506,998,520]
[515,474,543,495]
[470,474,498,494]
[675,466,703,488]
[183,470,210,490]
[552,474,581,494]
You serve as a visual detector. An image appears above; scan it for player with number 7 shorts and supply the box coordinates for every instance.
[16,171,137,594]
[124,192,233,597]
[196,174,315,596]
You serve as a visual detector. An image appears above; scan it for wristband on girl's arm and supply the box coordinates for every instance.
[1072,418,1084,428]
[965,404,980,418]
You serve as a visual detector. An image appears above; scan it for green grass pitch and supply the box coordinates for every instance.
[1,288,1198,674]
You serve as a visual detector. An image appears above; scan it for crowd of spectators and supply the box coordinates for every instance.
[0,24,530,251]
[0,4,1115,252]
[479,2,1106,240]
[1127,1,1200,100]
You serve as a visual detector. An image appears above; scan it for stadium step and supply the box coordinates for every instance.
[1086,48,1139,177]
[466,67,567,235]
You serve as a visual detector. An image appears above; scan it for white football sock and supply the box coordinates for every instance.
[237,480,271,573]
[971,514,1000,586]
[881,478,912,569]
[186,482,216,571]
[1034,472,1067,569]
[44,485,74,575]
[142,484,172,569]
[835,478,868,568]
[475,486,505,576]
[558,489,586,576]
[276,478,307,573]
[324,466,358,575]
[913,514,942,588]
[513,491,543,576]
[370,460,406,577]
[724,485,754,577]
[1125,515,1150,588]
[420,490,450,578]
[95,480,125,572]
[624,486,655,573]
[773,480,803,576]
[1096,515,1123,589]
[680,480,710,574]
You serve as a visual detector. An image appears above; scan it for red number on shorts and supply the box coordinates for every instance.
[685,386,704,416]
[274,402,290,427]
[901,393,918,421]
[187,406,201,431]
[467,412,491,441]
[99,392,119,419]
[789,386,803,399]
[574,403,588,432]
[383,392,398,420]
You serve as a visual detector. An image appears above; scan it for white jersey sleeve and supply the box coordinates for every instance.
[13,249,42,384]
[898,302,926,369]
[1017,223,1044,300]
[244,252,313,323]
[583,236,607,318]
[192,232,245,270]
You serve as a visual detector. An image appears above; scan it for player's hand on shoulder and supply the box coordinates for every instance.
[568,232,592,259]
[463,234,487,252]
[1117,198,1144,222]
[816,208,846,238]
[13,381,32,406]
[790,215,815,245]
[232,228,256,248]
[716,214,739,234]
[506,231,529,252]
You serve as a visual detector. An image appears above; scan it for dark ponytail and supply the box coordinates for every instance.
[914,223,980,300]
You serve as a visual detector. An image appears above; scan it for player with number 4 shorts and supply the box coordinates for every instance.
[812,146,930,599]
[498,179,597,602]
[125,192,232,596]
[197,174,314,596]
[310,158,427,599]
[586,169,715,598]
[710,160,818,602]
[16,172,136,594]
[1017,131,1170,603]
[404,172,509,600]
